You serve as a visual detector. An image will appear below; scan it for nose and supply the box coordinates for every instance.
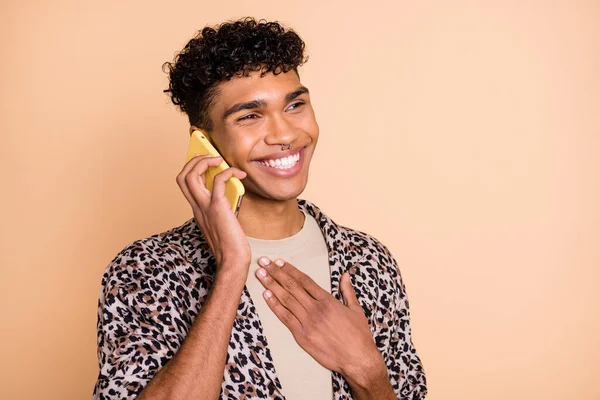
[264,113,298,147]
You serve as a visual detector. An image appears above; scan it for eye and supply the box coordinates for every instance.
[237,113,258,122]
[287,101,305,111]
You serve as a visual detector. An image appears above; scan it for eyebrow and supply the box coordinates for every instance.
[285,86,309,102]
[222,86,310,120]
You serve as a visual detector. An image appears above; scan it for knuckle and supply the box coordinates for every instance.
[280,311,292,324]
[279,292,292,306]
[213,172,227,183]
[192,159,207,170]
[309,304,327,323]
[284,277,298,290]
[304,302,318,316]
[316,299,332,314]
[299,274,312,287]
[185,173,201,186]
[296,326,312,344]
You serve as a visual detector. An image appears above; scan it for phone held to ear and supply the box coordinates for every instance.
[185,130,245,216]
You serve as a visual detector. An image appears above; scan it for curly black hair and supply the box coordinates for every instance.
[163,17,308,131]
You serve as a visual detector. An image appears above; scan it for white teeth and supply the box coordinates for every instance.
[258,152,301,170]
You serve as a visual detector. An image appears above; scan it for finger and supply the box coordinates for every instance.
[211,167,247,201]
[187,155,223,185]
[262,289,303,334]
[179,154,218,180]
[258,257,316,308]
[274,259,329,301]
[177,155,220,202]
[340,272,360,308]
[176,155,215,207]
[256,266,308,322]
[185,156,224,207]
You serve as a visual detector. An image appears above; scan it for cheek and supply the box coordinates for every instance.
[229,136,259,165]
[299,110,319,139]
[311,120,320,140]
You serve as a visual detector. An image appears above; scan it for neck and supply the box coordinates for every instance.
[237,194,305,240]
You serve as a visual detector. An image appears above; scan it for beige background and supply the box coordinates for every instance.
[1,0,599,399]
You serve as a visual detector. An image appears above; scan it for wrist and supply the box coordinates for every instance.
[345,362,388,391]
[215,261,249,286]
[343,353,392,399]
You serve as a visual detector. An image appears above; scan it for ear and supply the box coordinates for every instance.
[190,125,215,144]
[189,125,200,136]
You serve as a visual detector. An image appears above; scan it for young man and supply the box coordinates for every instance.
[94,18,426,400]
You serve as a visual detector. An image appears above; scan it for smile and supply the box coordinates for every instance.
[257,152,301,170]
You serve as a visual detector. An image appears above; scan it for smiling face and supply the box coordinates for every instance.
[197,70,319,202]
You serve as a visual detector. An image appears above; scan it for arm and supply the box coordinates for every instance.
[138,154,251,399]
[385,247,428,399]
[93,256,248,400]
[94,154,252,399]
[137,267,246,400]
[343,357,397,400]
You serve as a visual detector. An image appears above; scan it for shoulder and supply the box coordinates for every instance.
[341,226,404,296]
[300,198,398,272]
[343,225,395,260]
[299,198,402,288]
[100,218,203,297]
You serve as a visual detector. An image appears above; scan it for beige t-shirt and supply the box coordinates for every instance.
[245,209,332,399]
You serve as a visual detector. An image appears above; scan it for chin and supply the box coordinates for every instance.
[265,183,306,201]
[268,190,304,202]
[245,179,307,202]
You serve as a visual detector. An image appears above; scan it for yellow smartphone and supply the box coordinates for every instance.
[185,130,245,216]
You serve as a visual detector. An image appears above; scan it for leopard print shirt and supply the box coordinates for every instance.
[93,200,427,399]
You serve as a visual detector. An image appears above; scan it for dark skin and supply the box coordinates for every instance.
[255,256,396,399]
[138,70,395,399]
[200,70,316,241]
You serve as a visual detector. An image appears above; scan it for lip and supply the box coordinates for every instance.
[252,147,305,178]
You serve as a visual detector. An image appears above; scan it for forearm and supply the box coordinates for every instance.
[138,267,247,400]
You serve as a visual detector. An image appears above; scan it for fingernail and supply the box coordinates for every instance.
[258,256,270,267]
[257,268,267,278]
[274,259,285,267]
[264,290,273,298]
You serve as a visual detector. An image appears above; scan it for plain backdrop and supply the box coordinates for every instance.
[1,1,599,399]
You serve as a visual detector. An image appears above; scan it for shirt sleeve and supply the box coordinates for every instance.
[93,250,174,400]
[383,246,428,400]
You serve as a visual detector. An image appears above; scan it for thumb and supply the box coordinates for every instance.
[340,272,360,308]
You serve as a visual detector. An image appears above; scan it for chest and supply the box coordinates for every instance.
[152,241,395,399]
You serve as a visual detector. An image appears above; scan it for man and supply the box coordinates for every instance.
[94,17,426,400]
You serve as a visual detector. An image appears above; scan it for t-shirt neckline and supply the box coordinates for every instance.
[246,209,312,253]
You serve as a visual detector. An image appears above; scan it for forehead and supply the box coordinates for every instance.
[214,70,302,108]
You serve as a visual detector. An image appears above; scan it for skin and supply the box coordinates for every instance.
[255,257,396,400]
[200,69,319,240]
[137,70,395,399]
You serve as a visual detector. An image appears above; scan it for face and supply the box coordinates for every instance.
[197,70,319,202]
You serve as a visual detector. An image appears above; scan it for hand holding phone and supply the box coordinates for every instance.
[185,130,245,215]
[176,131,250,272]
